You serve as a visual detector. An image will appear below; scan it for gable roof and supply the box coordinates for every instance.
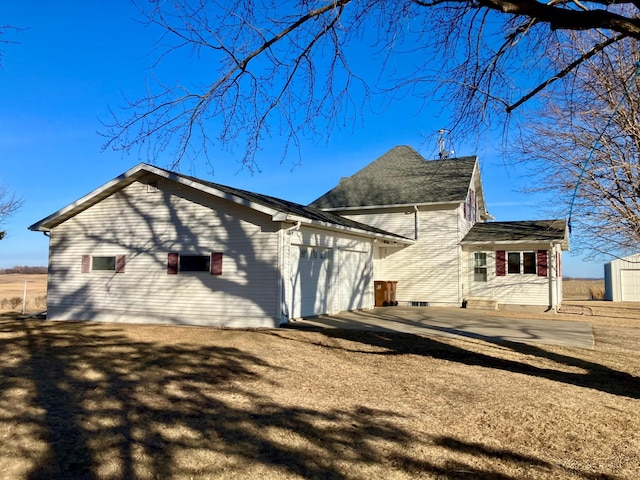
[461,220,569,249]
[309,145,479,210]
[29,163,412,244]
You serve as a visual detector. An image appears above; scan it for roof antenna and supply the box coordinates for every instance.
[438,129,455,159]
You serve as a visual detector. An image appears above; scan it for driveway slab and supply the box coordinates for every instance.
[287,307,594,349]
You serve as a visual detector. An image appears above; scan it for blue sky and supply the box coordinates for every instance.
[0,2,603,277]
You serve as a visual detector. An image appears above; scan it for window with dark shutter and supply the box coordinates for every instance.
[496,251,506,276]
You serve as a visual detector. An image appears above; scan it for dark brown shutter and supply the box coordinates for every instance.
[556,251,562,277]
[115,255,126,274]
[496,250,506,276]
[81,255,91,273]
[537,250,548,277]
[211,252,223,275]
[167,252,179,275]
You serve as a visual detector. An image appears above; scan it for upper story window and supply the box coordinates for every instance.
[464,189,476,222]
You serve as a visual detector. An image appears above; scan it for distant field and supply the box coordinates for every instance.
[0,274,47,312]
[563,278,605,300]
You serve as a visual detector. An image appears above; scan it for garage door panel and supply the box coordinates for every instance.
[290,246,329,318]
[338,250,370,312]
[621,269,640,302]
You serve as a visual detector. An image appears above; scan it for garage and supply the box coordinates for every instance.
[337,249,372,312]
[621,270,640,302]
[605,254,640,302]
[290,245,330,318]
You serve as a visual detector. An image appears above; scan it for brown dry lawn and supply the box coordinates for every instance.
[0,307,639,479]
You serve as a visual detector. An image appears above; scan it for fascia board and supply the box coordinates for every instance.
[278,214,415,245]
[319,201,462,212]
[141,165,280,218]
[460,239,569,249]
[29,163,149,232]
[29,163,280,232]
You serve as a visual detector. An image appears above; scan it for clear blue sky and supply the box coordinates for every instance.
[0,2,603,277]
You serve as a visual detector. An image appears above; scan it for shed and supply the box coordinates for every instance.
[604,253,640,302]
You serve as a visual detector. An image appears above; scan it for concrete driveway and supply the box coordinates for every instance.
[287,307,594,349]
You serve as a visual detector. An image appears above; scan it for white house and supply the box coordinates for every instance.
[29,163,413,327]
[30,145,569,327]
[310,146,568,310]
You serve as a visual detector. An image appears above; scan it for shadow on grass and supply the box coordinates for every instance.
[280,324,640,400]
[0,316,625,479]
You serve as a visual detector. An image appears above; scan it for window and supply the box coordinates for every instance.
[508,252,521,274]
[523,252,536,274]
[82,255,125,273]
[464,189,476,222]
[167,252,223,275]
[473,252,487,282]
[92,256,116,271]
[502,252,537,275]
[180,255,210,272]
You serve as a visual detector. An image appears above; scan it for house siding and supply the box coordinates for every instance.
[46,178,281,327]
[347,205,463,306]
[462,244,563,307]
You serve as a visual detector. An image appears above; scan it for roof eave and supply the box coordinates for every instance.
[29,163,282,232]
[318,200,463,212]
[277,214,414,245]
[461,238,569,250]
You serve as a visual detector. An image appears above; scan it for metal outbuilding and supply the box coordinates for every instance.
[604,253,640,302]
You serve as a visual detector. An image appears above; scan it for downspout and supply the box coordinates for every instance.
[413,205,419,240]
[284,221,301,235]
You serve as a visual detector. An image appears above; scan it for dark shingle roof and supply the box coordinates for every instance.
[309,145,477,209]
[461,220,568,246]
[168,169,411,240]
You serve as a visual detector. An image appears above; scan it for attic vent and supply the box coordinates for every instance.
[147,182,159,193]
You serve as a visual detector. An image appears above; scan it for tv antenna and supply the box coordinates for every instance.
[437,129,455,159]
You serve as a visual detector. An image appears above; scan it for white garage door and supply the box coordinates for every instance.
[338,250,371,312]
[290,246,330,318]
[621,269,640,302]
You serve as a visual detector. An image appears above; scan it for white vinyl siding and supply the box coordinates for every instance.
[351,206,462,306]
[46,178,281,327]
[463,245,562,307]
[605,253,640,301]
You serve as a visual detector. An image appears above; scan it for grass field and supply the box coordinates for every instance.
[0,274,47,312]
[0,305,639,478]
